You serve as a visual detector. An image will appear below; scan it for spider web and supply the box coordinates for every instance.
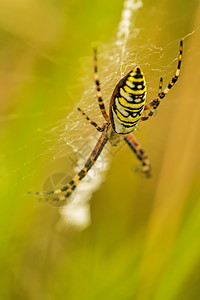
[48,1,194,230]
[0,0,196,230]
[48,0,145,229]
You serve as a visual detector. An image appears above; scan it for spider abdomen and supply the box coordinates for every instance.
[109,66,146,134]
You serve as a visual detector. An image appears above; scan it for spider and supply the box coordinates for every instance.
[29,41,183,207]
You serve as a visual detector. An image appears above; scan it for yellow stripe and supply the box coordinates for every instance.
[126,80,135,88]
[120,88,133,101]
[115,98,129,116]
[115,108,140,123]
[163,87,170,94]
[127,76,135,82]
[54,189,63,194]
[111,108,136,133]
[128,76,144,83]
[117,97,144,110]
[130,71,143,76]
[123,85,135,94]
[118,97,145,108]
[134,96,146,103]
[124,85,146,95]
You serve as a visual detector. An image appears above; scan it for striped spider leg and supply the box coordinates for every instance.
[28,122,109,207]
[29,41,183,206]
[124,133,151,177]
[46,125,109,207]
[28,48,110,206]
[141,40,183,121]
[93,47,110,122]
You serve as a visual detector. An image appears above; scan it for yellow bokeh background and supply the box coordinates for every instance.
[0,0,200,299]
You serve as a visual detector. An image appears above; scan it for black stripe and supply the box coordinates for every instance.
[121,122,138,128]
[139,149,144,155]
[99,103,105,109]
[85,159,93,168]
[124,136,136,152]
[80,134,108,175]
[168,83,172,89]
[152,99,160,108]
[78,169,87,179]
[114,109,139,125]
[71,185,76,191]
[153,102,160,109]
[129,109,144,118]
[141,116,148,121]
[172,77,178,83]
[114,104,143,120]
[133,74,143,79]
[116,107,144,118]
[159,92,165,99]
[66,192,72,197]
[60,184,69,192]
[119,118,139,126]
[95,137,108,158]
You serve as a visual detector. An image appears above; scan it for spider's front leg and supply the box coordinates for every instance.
[124,133,151,177]
[77,107,105,132]
[93,48,110,122]
[141,40,183,122]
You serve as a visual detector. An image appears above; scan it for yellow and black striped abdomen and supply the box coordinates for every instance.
[109,66,146,134]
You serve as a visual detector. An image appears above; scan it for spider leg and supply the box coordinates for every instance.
[124,133,151,177]
[93,48,110,122]
[28,126,109,207]
[158,76,163,97]
[77,107,105,132]
[142,77,163,111]
[141,40,183,121]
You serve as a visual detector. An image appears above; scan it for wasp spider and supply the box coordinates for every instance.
[29,41,183,206]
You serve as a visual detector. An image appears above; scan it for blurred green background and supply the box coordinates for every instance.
[1,0,200,299]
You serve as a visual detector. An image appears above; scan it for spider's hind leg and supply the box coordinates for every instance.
[141,40,183,122]
[142,77,163,112]
[124,133,151,177]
